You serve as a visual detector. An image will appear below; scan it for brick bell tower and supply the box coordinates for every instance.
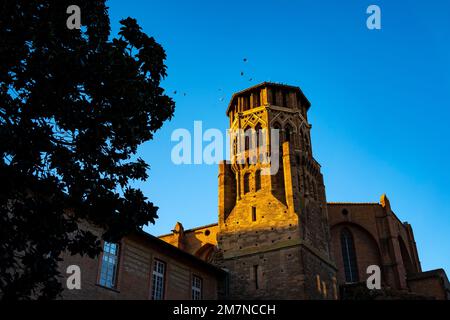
[217,82,338,299]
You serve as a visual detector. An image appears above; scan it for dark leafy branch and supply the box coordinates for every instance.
[0,0,175,299]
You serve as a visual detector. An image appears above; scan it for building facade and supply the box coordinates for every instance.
[216,82,337,299]
[160,82,449,300]
[61,82,449,300]
[60,228,226,300]
[328,198,450,299]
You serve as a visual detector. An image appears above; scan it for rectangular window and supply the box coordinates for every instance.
[99,242,119,288]
[252,206,257,222]
[192,275,202,300]
[152,259,166,300]
[253,265,259,289]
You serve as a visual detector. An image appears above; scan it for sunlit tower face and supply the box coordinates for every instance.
[217,82,337,299]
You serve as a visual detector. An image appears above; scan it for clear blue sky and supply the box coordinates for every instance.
[107,0,450,274]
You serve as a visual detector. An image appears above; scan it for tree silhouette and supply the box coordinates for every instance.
[0,0,175,299]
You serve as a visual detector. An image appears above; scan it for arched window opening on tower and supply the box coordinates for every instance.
[251,206,257,222]
[272,89,277,105]
[244,173,250,194]
[272,122,281,136]
[341,228,359,283]
[244,127,251,151]
[272,122,282,152]
[255,170,261,191]
[243,96,250,111]
[254,91,261,107]
[284,124,292,143]
[282,90,288,108]
[255,124,262,153]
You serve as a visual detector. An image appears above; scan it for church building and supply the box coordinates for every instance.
[61,82,449,300]
[159,82,449,300]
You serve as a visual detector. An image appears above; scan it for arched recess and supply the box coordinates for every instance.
[243,172,250,194]
[272,121,281,130]
[284,123,293,143]
[232,137,238,156]
[341,228,359,283]
[271,88,277,105]
[254,123,263,152]
[244,125,251,151]
[195,244,216,262]
[255,169,261,191]
[272,121,282,151]
[398,236,415,276]
[330,222,383,285]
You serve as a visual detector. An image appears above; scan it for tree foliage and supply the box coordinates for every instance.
[0,0,175,299]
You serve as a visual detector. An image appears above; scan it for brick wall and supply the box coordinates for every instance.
[327,197,448,300]
[59,232,225,300]
[216,83,338,300]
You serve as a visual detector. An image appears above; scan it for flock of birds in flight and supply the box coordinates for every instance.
[172,58,254,103]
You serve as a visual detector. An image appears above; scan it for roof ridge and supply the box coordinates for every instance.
[183,222,218,233]
[327,202,380,205]
[157,222,218,238]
